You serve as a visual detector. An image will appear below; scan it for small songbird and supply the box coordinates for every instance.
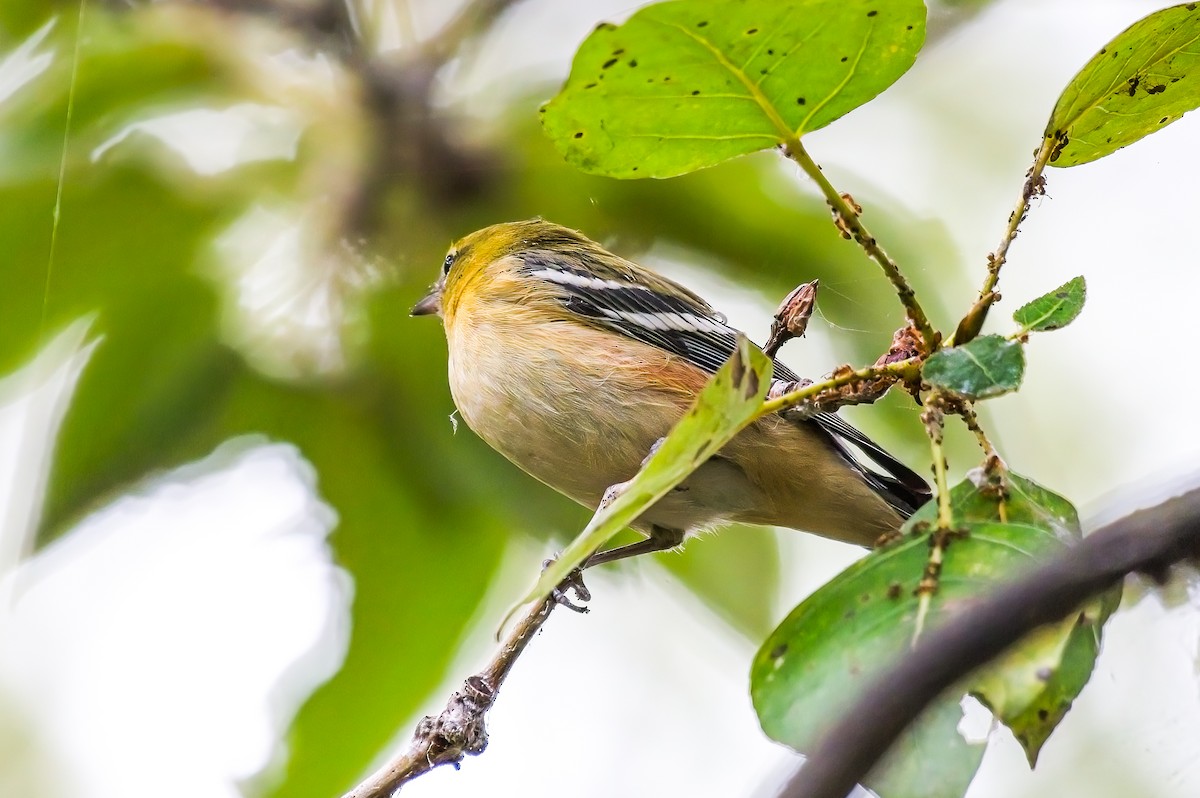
[412,219,929,566]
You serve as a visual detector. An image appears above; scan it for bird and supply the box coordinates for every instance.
[412,219,930,567]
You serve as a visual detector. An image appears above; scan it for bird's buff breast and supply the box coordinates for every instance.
[444,314,694,511]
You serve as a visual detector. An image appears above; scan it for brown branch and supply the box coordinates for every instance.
[342,595,561,798]
[779,139,940,351]
[777,486,1200,798]
[418,0,524,68]
[170,0,525,235]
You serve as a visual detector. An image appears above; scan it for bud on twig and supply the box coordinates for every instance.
[764,280,819,359]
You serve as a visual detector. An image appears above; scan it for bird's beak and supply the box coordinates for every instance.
[410,285,442,317]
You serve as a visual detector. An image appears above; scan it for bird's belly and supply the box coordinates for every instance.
[446,318,727,528]
[449,358,665,508]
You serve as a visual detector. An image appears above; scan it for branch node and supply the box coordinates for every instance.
[829,192,863,240]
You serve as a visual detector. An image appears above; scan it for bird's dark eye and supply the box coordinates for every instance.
[442,251,457,275]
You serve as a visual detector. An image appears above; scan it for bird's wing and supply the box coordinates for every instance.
[521,249,740,374]
[521,251,931,518]
[808,412,931,517]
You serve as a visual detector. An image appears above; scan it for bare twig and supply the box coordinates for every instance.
[760,319,926,420]
[419,0,523,68]
[952,135,1055,345]
[779,138,940,351]
[342,595,560,798]
[777,485,1200,798]
[757,357,921,422]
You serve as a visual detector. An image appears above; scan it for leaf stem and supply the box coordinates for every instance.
[912,393,952,645]
[951,134,1056,345]
[958,403,998,460]
[779,137,939,350]
[928,426,951,531]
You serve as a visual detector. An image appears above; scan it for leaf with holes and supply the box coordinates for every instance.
[1046,3,1200,166]
[541,0,926,178]
[752,472,1111,793]
[923,335,1025,399]
[1013,276,1086,333]
[907,472,1120,765]
[751,517,1055,796]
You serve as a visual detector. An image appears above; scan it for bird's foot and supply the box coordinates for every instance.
[543,558,591,613]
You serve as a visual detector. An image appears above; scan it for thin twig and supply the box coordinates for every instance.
[419,0,523,68]
[777,485,1200,798]
[958,402,998,460]
[755,358,921,420]
[779,138,940,350]
[342,595,560,798]
[951,135,1055,345]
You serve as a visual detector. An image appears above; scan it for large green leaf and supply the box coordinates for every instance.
[910,474,1120,764]
[751,472,1113,794]
[863,696,986,798]
[23,171,231,534]
[1047,3,1200,166]
[541,0,926,178]
[0,7,292,537]
[0,12,505,795]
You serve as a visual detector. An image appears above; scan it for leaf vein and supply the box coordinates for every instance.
[799,15,873,133]
[645,16,793,143]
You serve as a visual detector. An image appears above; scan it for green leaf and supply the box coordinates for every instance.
[862,696,986,798]
[1013,276,1086,333]
[908,470,1080,539]
[923,335,1024,399]
[1046,3,1200,166]
[971,592,1116,764]
[541,0,926,178]
[752,471,1114,789]
[752,521,1041,797]
[912,472,1120,765]
[509,336,772,620]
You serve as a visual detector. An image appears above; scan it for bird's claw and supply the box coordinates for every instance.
[543,558,591,614]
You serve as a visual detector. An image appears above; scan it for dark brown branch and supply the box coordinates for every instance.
[170,0,525,235]
[778,486,1200,798]
[342,596,559,798]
